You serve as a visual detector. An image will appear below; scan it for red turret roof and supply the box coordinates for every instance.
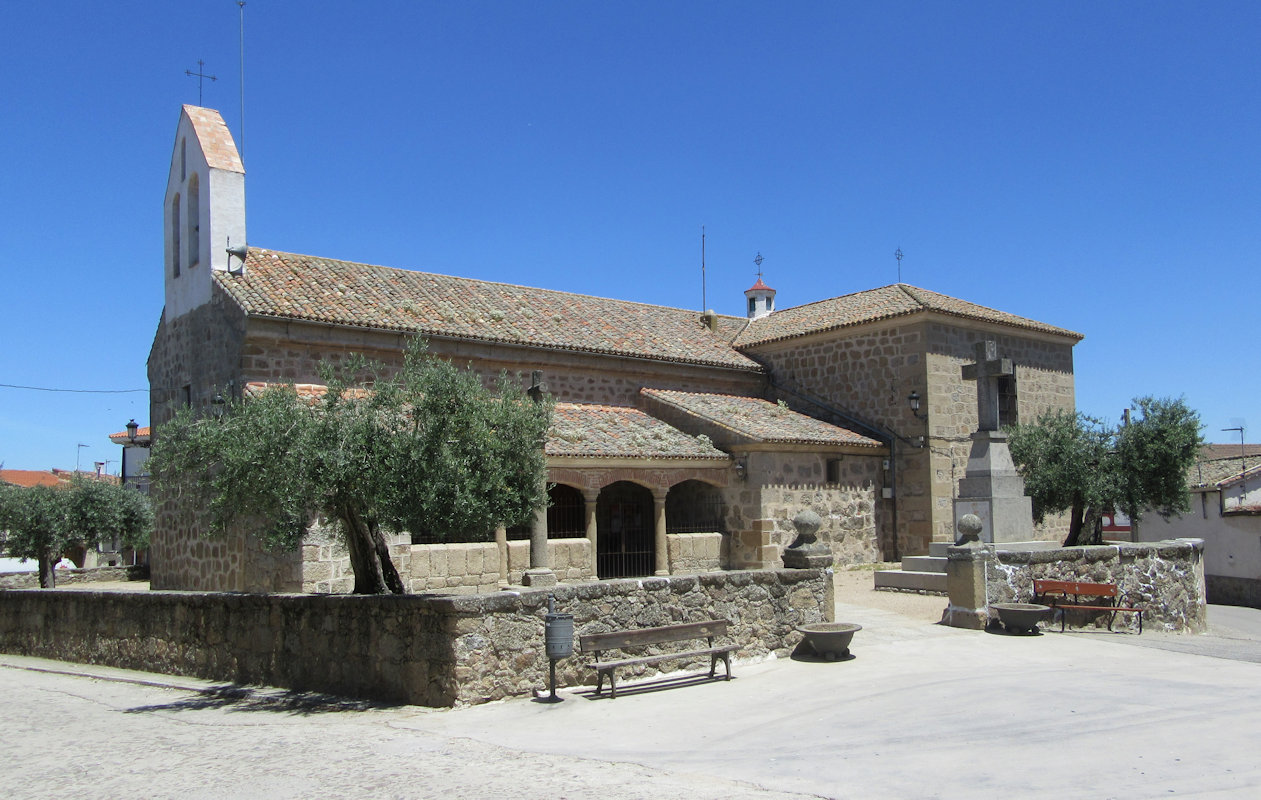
[745,277,775,294]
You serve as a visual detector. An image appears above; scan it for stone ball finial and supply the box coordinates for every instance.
[792,509,822,541]
[956,513,983,545]
[783,509,832,569]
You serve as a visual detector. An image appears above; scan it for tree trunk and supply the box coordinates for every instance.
[341,505,388,594]
[38,550,55,589]
[368,520,406,595]
[1063,500,1086,547]
[338,505,404,594]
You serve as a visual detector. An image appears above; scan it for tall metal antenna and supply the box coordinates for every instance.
[701,225,707,311]
[894,247,904,283]
[185,59,217,106]
[238,1,247,163]
[1222,425,1247,474]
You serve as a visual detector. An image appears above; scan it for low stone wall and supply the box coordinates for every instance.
[668,532,725,573]
[945,539,1206,632]
[301,535,595,594]
[0,565,149,590]
[0,567,831,707]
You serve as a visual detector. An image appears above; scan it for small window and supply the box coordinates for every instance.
[171,194,181,277]
[748,297,756,315]
[826,458,843,483]
[182,385,192,408]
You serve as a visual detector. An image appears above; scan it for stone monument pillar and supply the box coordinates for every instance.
[522,371,557,587]
[952,341,1035,544]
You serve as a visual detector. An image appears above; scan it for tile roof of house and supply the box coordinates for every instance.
[547,403,729,460]
[216,249,762,371]
[733,283,1083,348]
[0,469,67,488]
[108,426,152,445]
[183,105,244,173]
[641,389,883,448]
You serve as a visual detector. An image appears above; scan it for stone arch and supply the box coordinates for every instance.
[596,481,655,578]
[665,479,727,534]
[546,483,586,539]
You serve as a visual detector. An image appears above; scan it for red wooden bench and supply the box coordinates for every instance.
[1033,579,1143,634]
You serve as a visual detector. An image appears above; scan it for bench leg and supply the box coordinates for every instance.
[609,670,618,700]
[722,653,731,681]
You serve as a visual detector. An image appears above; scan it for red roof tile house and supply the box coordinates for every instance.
[149,106,1082,593]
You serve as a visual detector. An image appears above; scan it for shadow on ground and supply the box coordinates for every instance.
[123,684,398,716]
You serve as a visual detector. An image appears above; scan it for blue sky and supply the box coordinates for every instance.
[1,1,1257,473]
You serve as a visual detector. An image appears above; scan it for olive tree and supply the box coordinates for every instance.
[0,477,152,588]
[148,340,552,594]
[1008,396,1202,546]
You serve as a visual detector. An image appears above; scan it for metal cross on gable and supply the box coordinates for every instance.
[185,59,217,106]
[961,340,1014,432]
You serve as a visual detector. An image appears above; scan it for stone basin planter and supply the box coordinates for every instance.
[797,622,862,660]
[991,602,1051,635]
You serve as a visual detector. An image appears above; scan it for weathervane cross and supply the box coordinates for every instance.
[753,251,764,278]
[961,340,1014,432]
[185,59,217,105]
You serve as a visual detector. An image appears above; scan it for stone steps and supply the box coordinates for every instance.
[873,542,950,594]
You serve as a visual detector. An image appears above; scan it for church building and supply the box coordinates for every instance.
[149,106,1082,593]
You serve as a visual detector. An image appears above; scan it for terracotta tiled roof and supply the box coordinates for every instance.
[183,105,244,173]
[0,469,68,488]
[1198,443,1261,462]
[734,284,1083,348]
[547,403,729,460]
[108,426,151,445]
[746,277,775,293]
[641,389,883,448]
[216,249,762,371]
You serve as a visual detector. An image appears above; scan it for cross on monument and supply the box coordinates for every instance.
[961,340,1014,432]
[185,59,217,106]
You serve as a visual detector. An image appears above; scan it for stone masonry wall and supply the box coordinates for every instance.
[0,567,832,707]
[725,450,884,568]
[947,539,1207,632]
[667,532,725,573]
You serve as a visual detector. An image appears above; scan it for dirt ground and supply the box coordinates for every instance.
[833,565,948,623]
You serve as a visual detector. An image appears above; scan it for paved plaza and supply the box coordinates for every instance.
[3,577,1260,799]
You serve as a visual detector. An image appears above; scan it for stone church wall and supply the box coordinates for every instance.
[239,317,765,407]
[744,315,1077,557]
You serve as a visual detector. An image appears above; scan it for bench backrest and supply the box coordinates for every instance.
[1034,579,1118,598]
[579,620,729,653]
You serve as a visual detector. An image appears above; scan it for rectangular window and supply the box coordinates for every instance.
[182,385,192,408]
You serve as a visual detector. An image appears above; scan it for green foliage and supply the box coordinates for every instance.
[149,339,552,594]
[1008,397,1202,546]
[0,477,152,588]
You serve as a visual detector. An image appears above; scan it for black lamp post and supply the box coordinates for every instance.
[126,419,139,443]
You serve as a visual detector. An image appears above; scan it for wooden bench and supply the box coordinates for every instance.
[1033,579,1144,634]
[579,620,738,699]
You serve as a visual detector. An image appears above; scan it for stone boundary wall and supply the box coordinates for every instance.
[0,565,149,590]
[0,567,831,707]
[944,539,1206,632]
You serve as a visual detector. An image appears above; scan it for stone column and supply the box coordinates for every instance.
[653,489,670,576]
[522,484,556,587]
[943,515,991,629]
[583,489,599,578]
[494,524,508,587]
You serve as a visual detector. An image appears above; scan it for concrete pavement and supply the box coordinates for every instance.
[2,597,1260,799]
